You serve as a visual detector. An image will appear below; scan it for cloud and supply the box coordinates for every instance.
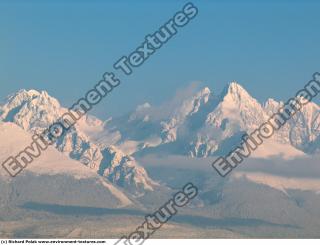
[239,155,320,178]
[133,81,206,122]
[138,154,320,179]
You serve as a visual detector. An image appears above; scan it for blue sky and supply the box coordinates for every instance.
[1,0,320,118]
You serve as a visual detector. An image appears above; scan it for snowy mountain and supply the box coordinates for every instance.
[0,122,133,209]
[95,82,319,158]
[0,89,157,196]
[264,97,320,153]
[1,82,319,196]
[187,82,268,157]
[1,84,320,238]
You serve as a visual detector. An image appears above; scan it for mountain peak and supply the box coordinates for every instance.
[7,89,55,105]
[219,81,254,104]
[264,98,282,107]
[23,89,40,96]
[223,81,247,95]
[27,89,41,95]
[7,89,39,102]
[0,88,62,130]
[200,86,211,95]
[205,81,266,135]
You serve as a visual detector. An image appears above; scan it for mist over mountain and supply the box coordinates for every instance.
[0,89,157,196]
[85,81,320,158]
[1,82,320,238]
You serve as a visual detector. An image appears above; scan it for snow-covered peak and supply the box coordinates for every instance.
[263,98,284,115]
[99,145,157,195]
[174,86,211,117]
[11,88,40,98]
[201,86,211,94]
[5,89,57,106]
[160,86,211,143]
[217,81,264,118]
[264,98,279,107]
[225,81,243,90]
[0,89,62,130]
[0,89,157,195]
[221,81,251,100]
[206,81,266,133]
[2,89,39,112]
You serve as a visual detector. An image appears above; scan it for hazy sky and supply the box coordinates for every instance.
[1,0,320,118]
